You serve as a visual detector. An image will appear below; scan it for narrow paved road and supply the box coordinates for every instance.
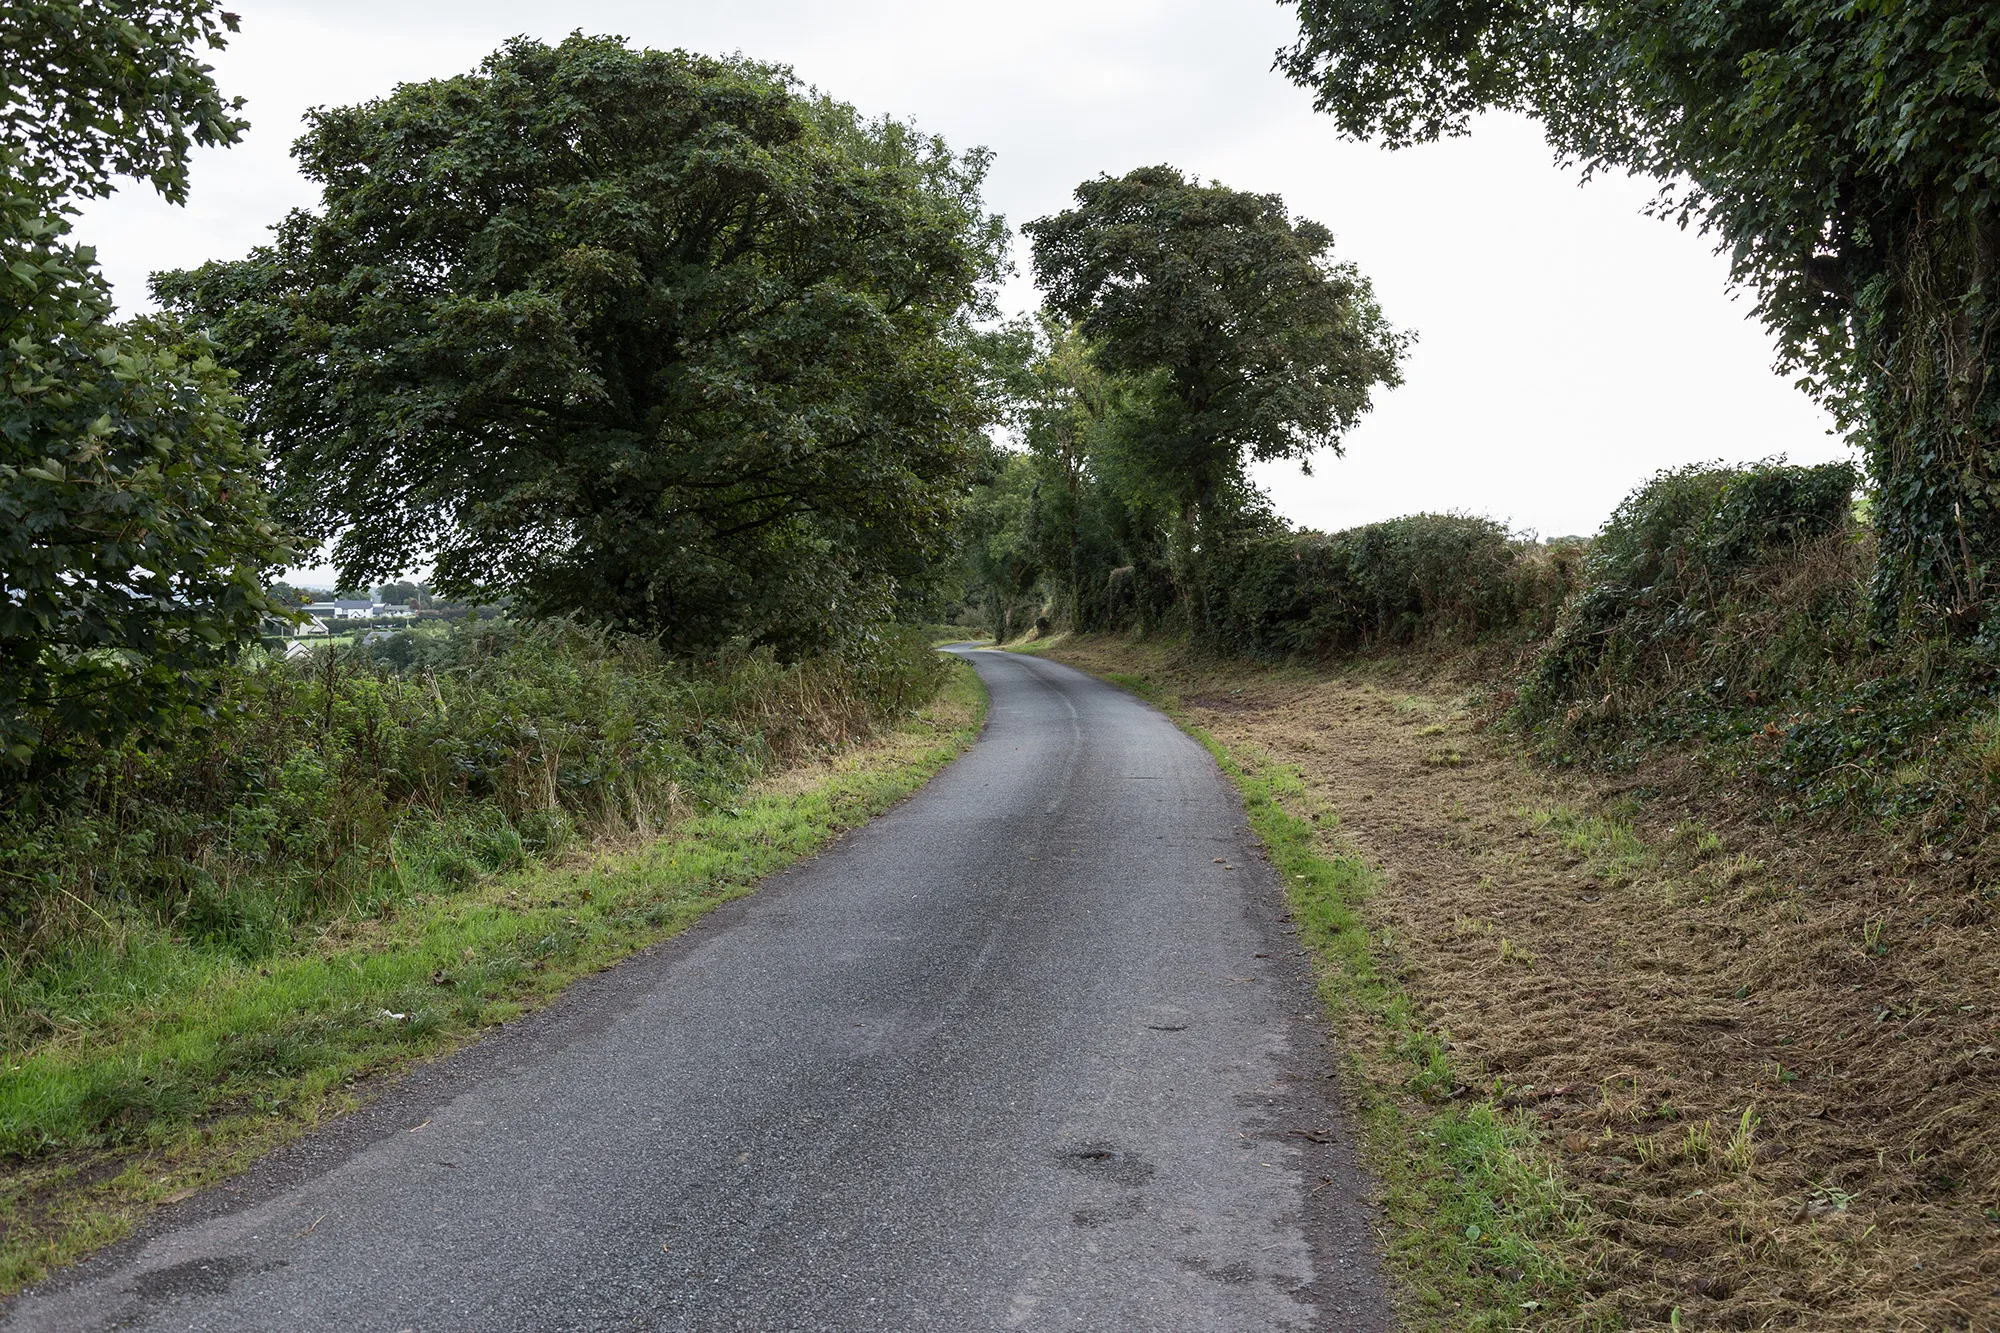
[6,649,1388,1332]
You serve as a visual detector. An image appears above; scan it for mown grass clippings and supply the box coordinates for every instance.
[1040,645,1593,1331]
[1226,752,1591,1331]
[0,659,987,1296]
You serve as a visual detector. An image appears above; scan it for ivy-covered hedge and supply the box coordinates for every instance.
[1522,459,1863,722]
[1201,514,1578,659]
[1507,459,2000,845]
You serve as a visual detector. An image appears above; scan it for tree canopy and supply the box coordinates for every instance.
[1278,0,2000,633]
[1024,167,1405,529]
[2,1,284,774]
[1,1,246,203]
[159,34,1009,656]
[956,173,1406,644]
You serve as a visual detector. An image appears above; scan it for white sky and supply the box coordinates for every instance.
[76,0,1848,581]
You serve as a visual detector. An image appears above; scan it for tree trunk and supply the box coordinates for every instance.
[1865,203,2000,639]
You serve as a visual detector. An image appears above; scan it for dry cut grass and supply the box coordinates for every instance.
[1043,634,1998,1332]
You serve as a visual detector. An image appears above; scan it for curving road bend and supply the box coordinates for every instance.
[4,648,1389,1332]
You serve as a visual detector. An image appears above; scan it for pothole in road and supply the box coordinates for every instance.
[1058,1142,1156,1186]
[1177,1255,1258,1285]
[133,1255,255,1299]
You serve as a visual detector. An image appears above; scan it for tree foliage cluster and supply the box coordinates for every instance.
[6,15,1009,785]
[2,1,286,775]
[961,166,1409,642]
[1278,0,2000,638]
[159,34,1007,658]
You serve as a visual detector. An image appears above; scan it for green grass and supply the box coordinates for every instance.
[1037,651,1594,1331]
[1525,803,1658,887]
[0,660,987,1294]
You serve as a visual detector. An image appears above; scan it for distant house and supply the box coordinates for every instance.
[305,599,378,622]
[283,640,317,661]
[292,618,329,637]
[374,603,416,620]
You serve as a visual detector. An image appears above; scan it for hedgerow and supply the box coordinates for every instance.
[1510,459,2000,856]
[1202,514,1577,659]
[1522,459,1864,721]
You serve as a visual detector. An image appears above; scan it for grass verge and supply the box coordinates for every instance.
[1019,642,1592,1331]
[0,658,987,1296]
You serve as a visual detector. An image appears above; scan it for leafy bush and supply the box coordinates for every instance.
[2,4,284,774]
[1508,458,2000,848]
[0,188,288,774]
[1523,460,1862,722]
[1203,514,1577,659]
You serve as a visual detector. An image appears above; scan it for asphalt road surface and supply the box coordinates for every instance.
[6,648,1389,1332]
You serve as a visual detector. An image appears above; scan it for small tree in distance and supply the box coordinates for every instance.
[1024,166,1407,623]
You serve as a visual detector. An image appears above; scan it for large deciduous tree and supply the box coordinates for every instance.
[2,2,287,774]
[1023,166,1405,621]
[1278,0,2000,637]
[158,34,1009,656]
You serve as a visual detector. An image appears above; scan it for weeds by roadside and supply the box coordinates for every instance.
[2,621,947,1047]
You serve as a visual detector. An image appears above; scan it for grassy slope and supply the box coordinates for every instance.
[0,659,987,1295]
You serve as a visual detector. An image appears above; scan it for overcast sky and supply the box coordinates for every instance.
[77,0,1848,581]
